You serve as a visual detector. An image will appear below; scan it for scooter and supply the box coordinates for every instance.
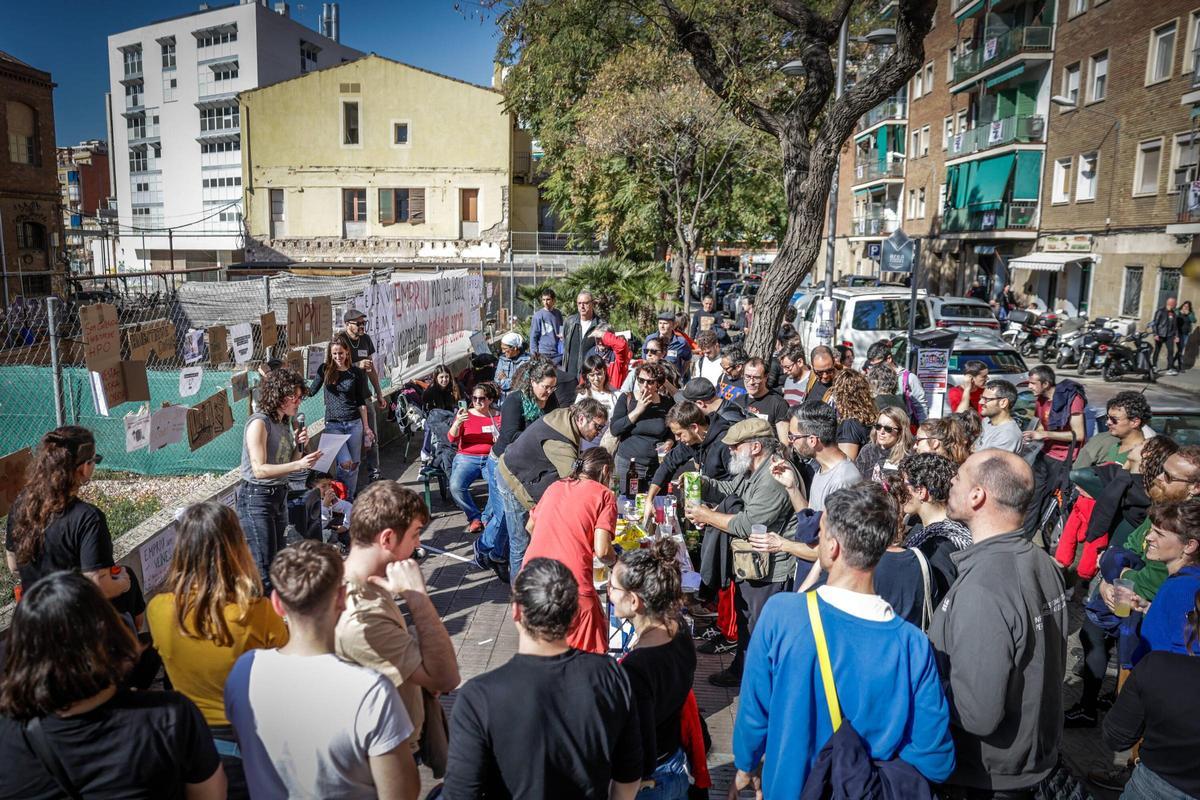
[1020,311,1059,359]
[1101,331,1157,383]
[1057,317,1107,370]
[1074,324,1120,375]
[1042,315,1086,363]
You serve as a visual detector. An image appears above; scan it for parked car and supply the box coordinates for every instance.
[930,296,1001,333]
[890,330,1032,419]
[723,282,760,317]
[694,269,739,299]
[796,286,935,367]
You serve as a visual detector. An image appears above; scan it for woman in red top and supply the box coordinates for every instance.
[587,324,632,390]
[947,360,988,415]
[524,447,618,654]
[448,381,501,533]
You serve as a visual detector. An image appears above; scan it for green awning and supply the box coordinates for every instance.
[853,188,869,196]
[985,63,1026,88]
[1012,151,1043,201]
[955,0,985,20]
[877,127,888,168]
[966,153,1016,211]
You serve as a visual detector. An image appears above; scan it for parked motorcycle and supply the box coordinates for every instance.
[1056,317,1107,371]
[1019,311,1059,359]
[1101,331,1157,383]
[1041,315,1086,363]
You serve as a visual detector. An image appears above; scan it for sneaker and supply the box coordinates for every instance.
[1087,764,1133,792]
[694,626,724,642]
[1096,691,1116,711]
[490,560,511,584]
[697,636,737,655]
[1167,369,1180,376]
[1063,703,1097,728]
[467,519,485,534]
[707,668,742,688]
[687,601,718,619]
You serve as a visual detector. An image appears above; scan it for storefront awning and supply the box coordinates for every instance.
[1008,252,1091,273]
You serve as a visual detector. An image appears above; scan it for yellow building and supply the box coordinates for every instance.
[240,54,537,264]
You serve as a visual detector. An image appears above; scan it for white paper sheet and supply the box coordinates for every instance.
[231,322,254,364]
[179,366,203,398]
[149,405,189,452]
[312,432,351,474]
[124,409,151,452]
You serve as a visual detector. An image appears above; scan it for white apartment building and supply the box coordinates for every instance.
[106,0,359,272]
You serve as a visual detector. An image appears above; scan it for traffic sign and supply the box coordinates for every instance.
[881,229,915,273]
[867,242,881,260]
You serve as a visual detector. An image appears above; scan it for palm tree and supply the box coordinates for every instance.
[515,257,676,334]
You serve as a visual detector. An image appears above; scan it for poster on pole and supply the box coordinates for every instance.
[917,348,950,419]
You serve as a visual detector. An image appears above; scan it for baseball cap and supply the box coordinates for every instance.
[722,417,775,446]
[342,308,366,324]
[673,377,717,404]
[500,331,524,348]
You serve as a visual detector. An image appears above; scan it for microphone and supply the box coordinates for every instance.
[295,412,306,430]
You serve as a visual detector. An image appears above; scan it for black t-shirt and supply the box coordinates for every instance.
[4,498,113,588]
[310,364,370,422]
[344,331,376,362]
[872,549,927,628]
[620,623,697,778]
[738,390,790,429]
[807,380,831,405]
[610,393,675,466]
[837,418,871,448]
[0,689,220,800]
[444,650,642,799]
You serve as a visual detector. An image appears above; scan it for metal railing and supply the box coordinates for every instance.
[1176,182,1200,223]
[509,231,600,255]
[852,159,905,183]
[947,114,1045,157]
[850,204,901,236]
[513,151,532,178]
[952,26,1053,84]
[1192,48,1200,88]
[857,98,907,132]
[942,200,1038,232]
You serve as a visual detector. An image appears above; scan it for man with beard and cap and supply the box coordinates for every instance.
[684,418,797,688]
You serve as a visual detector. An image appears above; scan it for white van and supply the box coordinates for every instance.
[796,286,935,366]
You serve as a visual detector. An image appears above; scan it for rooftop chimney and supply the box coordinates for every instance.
[320,2,340,42]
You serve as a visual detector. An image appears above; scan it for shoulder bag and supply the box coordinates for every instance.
[23,717,83,800]
[909,546,934,632]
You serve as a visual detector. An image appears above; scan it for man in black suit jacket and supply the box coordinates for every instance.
[561,290,606,379]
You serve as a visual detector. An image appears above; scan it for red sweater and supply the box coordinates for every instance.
[599,331,632,390]
[447,411,501,455]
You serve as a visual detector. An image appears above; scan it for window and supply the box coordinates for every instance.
[1069,0,1087,16]
[1188,11,1200,73]
[16,221,45,249]
[937,182,947,218]
[393,122,409,145]
[851,299,931,331]
[920,125,931,157]
[907,188,917,218]
[122,47,142,76]
[924,62,934,92]
[1148,21,1177,83]
[1052,156,1072,203]
[196,29,237,49]
[911,129,921,156]
[1171,132,1200,189]
[1088,52,1108,101]
[917,187,926,217]
[161,40,176,69]
[1062,63,1081,107]
[947,46,956,82]
[1135,138,1163,195]
[211,64,239,81]
[943,116,954,149]
[1076,151,1098,201]
[300,41,320,73]
[342,100,360,146]
[1158,267,1182,309]
[199,105,238,132]
[124,83,143,108]
[912,70,924,100]
[127,115,146,139]
[129,148,148,173]
[6,100,37,165]
[164,75,178,103]
[1121,266,1144,317]
[377,188,426,224]
[955,109,968,133]
[343,188,367,222]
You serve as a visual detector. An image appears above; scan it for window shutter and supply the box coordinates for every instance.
[378,188,394,224]
[410,188,425,224]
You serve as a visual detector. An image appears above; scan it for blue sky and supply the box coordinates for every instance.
[1,0,502,146]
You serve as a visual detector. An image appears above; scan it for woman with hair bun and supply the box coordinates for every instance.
[523,447,618,654]
[611,539,698,799]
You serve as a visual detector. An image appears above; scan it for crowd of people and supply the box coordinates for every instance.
[2,287,1200,800]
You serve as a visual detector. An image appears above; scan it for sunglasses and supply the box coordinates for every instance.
[636,377,660,385]
[645,349,663,355]
[914,436,941,444]
[814,368,836,379]
[82,453,103,466]
[471,395,489,403]
[874,423,900,434]
[1106,415,1128,424]
[348,319,366,326]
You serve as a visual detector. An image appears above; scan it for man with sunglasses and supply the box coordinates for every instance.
[975,379,1024,454]
[343,309,387,482]
[804,346,837,406]
[643,310,692,373]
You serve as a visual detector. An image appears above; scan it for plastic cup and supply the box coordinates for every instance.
[593,557,609,585]
[750,523,769,551]
[655,441,670,458]
[1113,578,1135,618]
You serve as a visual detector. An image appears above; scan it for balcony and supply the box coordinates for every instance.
[851,204,900,237]
[947,114,1045,158]
[857,99,906,132]
[513,151,532,181]
[878,0,897,18]
[851,159,905,184]
[942,200,1038,233]
[951,26,1052,85]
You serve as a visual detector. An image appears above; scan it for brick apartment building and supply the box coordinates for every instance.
[0,51,64,303]
[57,140,111,273]
[829,0,1199,319]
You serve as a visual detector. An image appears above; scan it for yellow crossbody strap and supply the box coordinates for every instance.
[807,591,842,731]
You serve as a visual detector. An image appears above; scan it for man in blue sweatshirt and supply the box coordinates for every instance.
[530,288,564,363]
[730,482,955,798]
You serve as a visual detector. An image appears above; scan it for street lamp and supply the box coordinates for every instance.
[782,26,897,343]
[1050,95,1121,229]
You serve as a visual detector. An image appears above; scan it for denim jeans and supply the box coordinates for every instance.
[236,481,288,592]
[636,748,690,800]
[1122,763,1194,800]
[477,454,509,562]
[324,418,364,499]
[497,475,530,581]
[450,453,488,522]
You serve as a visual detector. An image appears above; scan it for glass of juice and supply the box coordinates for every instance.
[1113,578,1135,618]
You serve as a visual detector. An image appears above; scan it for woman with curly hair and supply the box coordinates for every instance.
[855,406,914,484]
[147,501,286,798]
[240,367,320,590]
[826,368,878,460]
[5,426,135,609]
[914,417,971,465]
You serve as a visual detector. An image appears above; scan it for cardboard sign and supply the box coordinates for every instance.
[186,389,235,451]
[149,404,189,452]
[179,366,204,398]
[80,303,121,371]
[125,319,177,362]
[260,311,278,352]
[139,527,178,592]
[287,296,333,346]
[0,447,32,517]
[207,325,228,365]
[231,370,251,401]
[90,360,150,416]
[313,296,332,343]
[231,322,254,364]
[285,347,304,374]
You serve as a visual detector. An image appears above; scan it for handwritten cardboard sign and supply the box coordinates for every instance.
[287,296,333,346]
[231,370,251,401]
[260,312,278,352]
[285,347,304,374]
[207,325,228,365]
[149,404,189,452]
[186,389,235,451]
[90,360,150,416]
[80,303,121,372]
[139,526,178,592]
[0,447,32,517]
[125,318,177,362]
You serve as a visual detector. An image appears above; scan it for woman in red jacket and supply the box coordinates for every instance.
[447,381,502,533]
[587,324,632,390]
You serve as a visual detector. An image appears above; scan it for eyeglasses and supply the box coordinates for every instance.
[787,432,813,443]
[744,373,765,382]
[980,395,1002,404]
[813,368,836,380]
[636,377,660,385]
[471,395,489,403]
[1159,469,1194,485]
[874,423,900,434]
[348,319,366,327]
